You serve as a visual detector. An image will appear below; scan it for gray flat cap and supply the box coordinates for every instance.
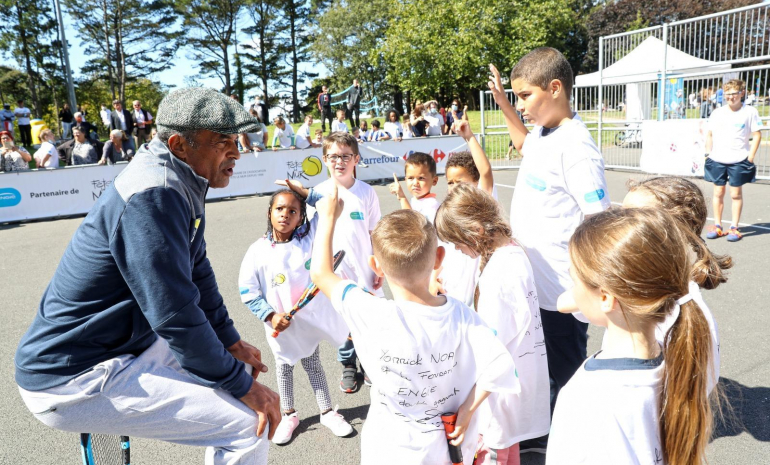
[155,87,260,134]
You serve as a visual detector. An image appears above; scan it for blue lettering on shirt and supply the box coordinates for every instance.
[239,287,249,295]
[584,189,606,203]
[342,284,357,301]
[525,174,547,191]
[350,212,364,220]
[734,123,745,129]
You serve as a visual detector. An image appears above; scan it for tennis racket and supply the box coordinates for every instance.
[441,413,463,465]
[80,433,131,465]
[272,250,346,338]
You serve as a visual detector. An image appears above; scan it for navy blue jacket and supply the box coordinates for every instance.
[15,138,252,398]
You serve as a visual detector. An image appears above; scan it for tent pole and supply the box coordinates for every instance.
[659,24,668,121]
[598,37,604,153]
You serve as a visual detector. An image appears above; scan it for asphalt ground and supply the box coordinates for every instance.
[1,169,768,465]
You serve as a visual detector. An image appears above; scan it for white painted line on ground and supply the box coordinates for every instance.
[610,203,770,231]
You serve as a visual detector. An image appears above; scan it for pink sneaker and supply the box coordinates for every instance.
[272,412,299,445]
[320,406,353,437]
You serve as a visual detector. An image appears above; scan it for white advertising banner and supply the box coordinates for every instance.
[640,120,707,177]
[0,136,467,223]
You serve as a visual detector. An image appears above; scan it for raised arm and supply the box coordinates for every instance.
[488,64,528,153]
[310,184,345,298]
[389,173,412,210]
[453,120,493,195]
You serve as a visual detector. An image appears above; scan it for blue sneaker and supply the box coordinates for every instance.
[726,226,742,242]
[706,224,726,239]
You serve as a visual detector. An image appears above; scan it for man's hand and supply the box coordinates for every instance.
[389,173,406,199]
[269,312,292,332]
[239,376,281,440]
[274,178,308,198]
[453,120,474,141]
[227,339,268,380]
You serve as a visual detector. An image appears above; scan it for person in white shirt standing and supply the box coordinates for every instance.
[488,48,611,455]
[424,101,444,137]
[703,79,762,242]
[331,109,348,133]
[33,129,59,168]
[14,99,32,147]
[100,104,112,128]
[132,100,154,146]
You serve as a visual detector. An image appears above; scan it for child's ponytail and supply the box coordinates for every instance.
[660,297,714,465]
[688,228,733,289]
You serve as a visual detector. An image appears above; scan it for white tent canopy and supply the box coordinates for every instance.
[575,36,732,88]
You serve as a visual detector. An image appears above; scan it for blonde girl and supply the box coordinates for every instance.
[435,183,550,465]
[548,207,715,465]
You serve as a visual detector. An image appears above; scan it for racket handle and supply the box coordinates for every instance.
[271,330,279,338]
[441,413,463,465]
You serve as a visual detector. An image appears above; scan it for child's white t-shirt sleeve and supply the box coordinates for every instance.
[563,154,611,215]
[331,279,378,327]
[367,187,382,231]
[749,107,762,133]
[478,287,530,349]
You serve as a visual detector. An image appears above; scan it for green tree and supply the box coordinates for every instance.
[276,0,318,122]
[241,0,288,108]
[383,0,575,109]
[177,0,245,95]
[64,0,181,103]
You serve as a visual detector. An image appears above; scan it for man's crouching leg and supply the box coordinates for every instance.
[18,337,269,465]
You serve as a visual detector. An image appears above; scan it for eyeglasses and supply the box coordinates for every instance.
[325,154,354,163]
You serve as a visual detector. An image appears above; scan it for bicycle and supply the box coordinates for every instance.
[614,126,643,147]
[80,433,131,465]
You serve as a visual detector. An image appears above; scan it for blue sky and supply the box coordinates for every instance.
[62,11,327,97]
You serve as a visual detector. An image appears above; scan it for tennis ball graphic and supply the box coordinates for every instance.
[272,274,286,287]
[302,156,323,176]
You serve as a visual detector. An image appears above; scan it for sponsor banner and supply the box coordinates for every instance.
[0,136,467,223]
[640,120,707,177]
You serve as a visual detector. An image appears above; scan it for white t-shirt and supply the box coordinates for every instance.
[313,179,382,295]
[295,123,312,149]
[14,106,31,125]
[271,125,295,148]
[411,194,440,223]
[33,142,59,168]
[707,104,762,164]
[116,110,127,131]
[476,244,550,448]
[100,108,111,126]
[133,109,152,128]
[238,217,348,365]
[331,281,520,465]
[425,112,445,136]
[332,120,348,133]
[547,352,664,465]
[384,121,403,139]
[510,115,611,310]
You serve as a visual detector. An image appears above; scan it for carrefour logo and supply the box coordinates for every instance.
[0,188,21,207]
[361,156,400,165]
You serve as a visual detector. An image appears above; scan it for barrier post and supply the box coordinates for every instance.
[598,37,604,154]
[658,24,668,121]
[479,90,486,152]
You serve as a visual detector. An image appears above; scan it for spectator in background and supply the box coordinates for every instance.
[59,103,74,139]
[424,101,444,136]
[352,127,365,143]
[14,100,32,147]
[716,86,724,107]
[132,100,153,145]
[331,108,348,133]
[239,109,268,152]
[74,112,99,142]
[745,90,757,106]
[70,126,99,165]
[700,88,713,119]
[367,119,390,141]
[359,120,369,140]
[247,95,270,127]
[295,114,319,149]
[383,110,403,141]
[317,85,333,134]
[110,100,135,153]
[150,127,157,139]
[313,129,323,145]
[410,104,429,137]
[99,129,131,165]
[33,129,59,169]
[0,131,31,172]
[1,104,15,135]
[271,116,296,150]
[444,98,468,134]
[347,79,363,129]
[100,104,112,127]
[402,112,413,139]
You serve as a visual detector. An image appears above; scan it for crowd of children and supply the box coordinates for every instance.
[237,46,737,464]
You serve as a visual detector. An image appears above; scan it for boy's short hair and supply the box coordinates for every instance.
[405,152,437,176]
[304,114,313,122]
[724,79,745,92]
[336,108,345,115]
[372,210,437,283]
[372,119,380,128]
[314,128,323,134]
[445,151,479,181]
[322,131,359,157]
[511,47,574,97]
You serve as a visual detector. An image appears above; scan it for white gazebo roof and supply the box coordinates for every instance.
[575,36,731,87]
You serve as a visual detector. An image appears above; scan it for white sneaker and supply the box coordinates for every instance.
[320,406,353,437]
[272,412,299,445]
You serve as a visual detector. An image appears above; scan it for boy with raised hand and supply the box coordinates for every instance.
[311,188,520,465]
[277,132,382,393]
[704,79,762,242]
[388,152,440,220]
[488,48,611,454]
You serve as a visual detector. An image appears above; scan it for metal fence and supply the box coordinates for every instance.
[481,2,770,178]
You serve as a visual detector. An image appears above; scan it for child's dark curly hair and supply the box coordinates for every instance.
[266,189,308,241]
[445,151,479,182]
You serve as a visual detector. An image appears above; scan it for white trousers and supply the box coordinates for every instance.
[18,336,269,465]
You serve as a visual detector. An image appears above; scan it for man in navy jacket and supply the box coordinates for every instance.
[15,88,280,464]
